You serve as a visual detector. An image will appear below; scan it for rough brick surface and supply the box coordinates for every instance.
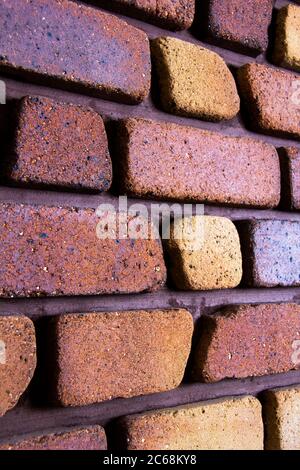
[279,147,300,210]
[263,386,300,450]
[2,96,112,192]
[237,63,300,139]
[116,117,280,208]
[0,203,166,297]
[203,0,274,54]
[0,316,36,417]
[97,0,195,30]
[117,396,263,450]
[273,4,300,72]
[238,219,300,287]
[0,426,107,450]
[50,309,193,407]
[192,303,300,382]
[151,37,240,121]
[0,0,150,104]
[165,216,242,290]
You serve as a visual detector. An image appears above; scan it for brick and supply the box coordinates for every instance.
[192,303,300,383]
[2,96,112,192]
[237,63,300,139]
[97,0,195,30]
[262,386,300,450]
[151,37,240,121]
[279,147,300,210]
[202,0,274,55]
[0,0,150,104]
[0,316,36,417]
[117,396,263,450]
[117,117,280,208]
[0,426,107,450]
[165,216,242,290]
[238,219,300,287]
[273,5,300,73]
[0,203,166,297]
[49,309,193,407]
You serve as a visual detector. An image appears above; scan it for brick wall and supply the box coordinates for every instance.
[0,0,300,450]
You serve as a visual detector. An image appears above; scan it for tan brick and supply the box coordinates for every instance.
[192,304,300,383]
[117,396,263,450]
[50,309,193,407]
[151,37,240,121]
[273,4,300,72]
[0,316,36,416]
[263,386,300,450]
[165,216,242,290]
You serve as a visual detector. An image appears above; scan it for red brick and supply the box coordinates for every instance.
[237,63,300,138]
[192,303,300,383]
[0,316,36,417]
[97,0,195,30]
[0,203,166,297]
[279,147,300,210]
[202,0,274,55]
[116,118,280,208]
[3,96,112,192]
[49,309,193,407]
[0,0,150,104]
[238,219,300,287]
[0,426,107,450]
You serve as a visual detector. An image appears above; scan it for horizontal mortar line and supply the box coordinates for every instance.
[0,369,300,442]
[3,74,300,150]
[1,187,300,222]
[0,287,300,318]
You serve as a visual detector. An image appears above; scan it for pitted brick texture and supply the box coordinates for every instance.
[117,396,263,450]
[273,4,300,73]
[50,309,193,407]
[2,96,112,192]
[0,0,151,103]
[0,316,36,417]
[279,147,300,210]
[117,117,280,208]
[193,303,300,382]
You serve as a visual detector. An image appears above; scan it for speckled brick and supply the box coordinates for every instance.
[238,219,300,287]
[165,216,242,290]
[202,0,274,55]
[117,396,263,450]
[273,4,300,73]
[0,316,36,417]
[2,96,112,192]
[237,63,300,139]
[0,203,166,297]
[116,117,280,208]
[0,0,150,104]
[97,0,195,30]
[262,386,300,450]
[151,37,240,121]
[192,303,300,383]
[0,426,107,450]
[49,309,193,407]
[279,147,300,210]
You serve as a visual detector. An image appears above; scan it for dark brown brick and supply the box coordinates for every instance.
[279,147,300,210]
[97,0,195,30]
[201,0,274,55]
[238,219,300,287]
[0,426,107,450]
[192,303,300,383]
[0,0,151,104]
[116,117,280,208]
[0,203,166,297]
[2,96,112,192]
[0,316,36,417]
[49,309,193,407]
[237,63,300,139]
